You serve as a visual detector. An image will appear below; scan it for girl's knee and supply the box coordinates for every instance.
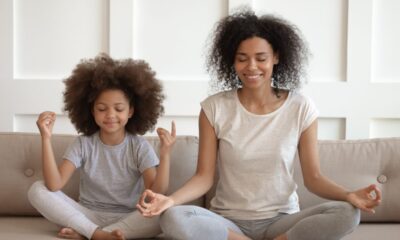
[27,180,48,204]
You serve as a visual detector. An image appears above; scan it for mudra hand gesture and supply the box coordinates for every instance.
[346,184,382,213]
[136,189,174,217]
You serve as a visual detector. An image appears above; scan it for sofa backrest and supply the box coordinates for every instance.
[2,132,399,223]
[0,132,201,216]
[293,138,400,222]
[205,137,400,223]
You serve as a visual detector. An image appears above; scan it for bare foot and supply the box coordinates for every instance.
[92,229,125,240]
[228,229,252,240]
[274,234,288,240]
[58,227,85,239]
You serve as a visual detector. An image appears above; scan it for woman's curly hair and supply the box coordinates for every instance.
[206,8,309,94]
[63,53,164,136]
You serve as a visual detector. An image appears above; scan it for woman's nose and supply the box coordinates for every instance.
[247,59,257,70]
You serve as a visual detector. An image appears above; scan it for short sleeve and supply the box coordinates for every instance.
[136,139,159,173]
[200,95,216,128]
[301,96,319,132]
[63,137,83,168]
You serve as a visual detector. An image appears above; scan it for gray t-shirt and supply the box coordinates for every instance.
[63,132,159,213]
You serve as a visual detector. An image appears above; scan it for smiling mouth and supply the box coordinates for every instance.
[244,74,262,80]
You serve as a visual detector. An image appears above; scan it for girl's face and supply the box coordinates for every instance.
[234,36,279,90]
[92,89,133,137]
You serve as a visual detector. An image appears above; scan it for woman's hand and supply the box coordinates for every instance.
[136,189,175,217]
[36,111,56,139]
[346,184,382,213]
[157,121,176,156]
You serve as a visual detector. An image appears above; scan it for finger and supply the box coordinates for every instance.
[157,128,167,138]
[158,134,168,144]
[136,203,149,214]
[366,184,377,193]
[150,208,164,216]
[139,189,154,207]
[373,186,382,201]
[171,121,176,137]
[367,199,381,208]
[359,205,375,214]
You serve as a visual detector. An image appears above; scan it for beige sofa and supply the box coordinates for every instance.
[0,132,399,239]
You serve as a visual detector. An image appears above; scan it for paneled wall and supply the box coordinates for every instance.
[0,0,399,139]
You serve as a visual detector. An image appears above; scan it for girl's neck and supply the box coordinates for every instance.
[99,130,126,146]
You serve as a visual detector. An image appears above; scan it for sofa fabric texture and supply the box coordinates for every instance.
[0,132,399,239]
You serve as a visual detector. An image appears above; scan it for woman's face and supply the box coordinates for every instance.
[234,37,279,90]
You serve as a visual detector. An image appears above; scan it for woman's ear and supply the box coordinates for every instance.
[273,52,279,65]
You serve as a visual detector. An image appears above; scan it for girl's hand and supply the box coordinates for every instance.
[136,189,174,217]
[157,121,176,156]
[36,111,56,139]
[346,184,382,213]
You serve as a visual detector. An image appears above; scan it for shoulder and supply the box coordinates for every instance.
[126,133,151,148]
[73,133,95,146]
[201,89,236,107]
[288,91,316,109]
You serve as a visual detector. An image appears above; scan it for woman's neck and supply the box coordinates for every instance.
[237,87,288,114]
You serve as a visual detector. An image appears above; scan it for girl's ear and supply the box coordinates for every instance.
[129,106,134,118]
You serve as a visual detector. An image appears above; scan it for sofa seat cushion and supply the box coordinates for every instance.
[342,223,400,239]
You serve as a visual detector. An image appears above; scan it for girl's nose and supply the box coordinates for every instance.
[105,110,115,118]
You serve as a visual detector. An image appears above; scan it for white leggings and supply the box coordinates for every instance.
[27,181,161,239]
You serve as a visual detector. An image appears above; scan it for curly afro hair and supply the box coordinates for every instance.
[206,8,309,94]
[63,53,164,136]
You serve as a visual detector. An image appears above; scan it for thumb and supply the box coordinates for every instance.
[171,121,176,137]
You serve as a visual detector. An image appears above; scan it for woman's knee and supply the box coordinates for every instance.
[160,205,220,240]
[160,205,196,227]
[334,201,361,229]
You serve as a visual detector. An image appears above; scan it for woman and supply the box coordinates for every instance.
[137,9,381,240]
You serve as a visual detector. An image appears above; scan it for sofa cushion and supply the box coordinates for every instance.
[0,133,201,216]
[0,217,166,240]
[294,137,400,222]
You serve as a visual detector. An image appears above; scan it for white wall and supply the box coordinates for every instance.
[0,0,399,139]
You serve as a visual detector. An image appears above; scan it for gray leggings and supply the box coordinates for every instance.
[160,201,360,240]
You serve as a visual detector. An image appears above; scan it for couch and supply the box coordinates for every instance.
[0,132,399,239]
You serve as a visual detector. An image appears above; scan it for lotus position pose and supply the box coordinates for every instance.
[28,54,176,240]
[137,9,381,240]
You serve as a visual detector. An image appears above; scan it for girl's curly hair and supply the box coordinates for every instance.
[63,53,164,136]
[206,8,309,93]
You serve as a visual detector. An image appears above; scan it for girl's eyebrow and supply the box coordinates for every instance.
[95,102,126,105]
[236,52,270,56]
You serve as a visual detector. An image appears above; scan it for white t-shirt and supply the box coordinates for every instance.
[201,89,318,220]
[63,132,159,213]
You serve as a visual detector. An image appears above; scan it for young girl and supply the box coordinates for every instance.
[28,54,176,240]
[137,9,381,240]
